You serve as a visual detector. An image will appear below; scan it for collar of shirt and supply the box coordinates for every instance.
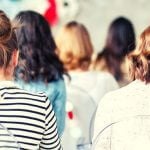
[0,80,17,89]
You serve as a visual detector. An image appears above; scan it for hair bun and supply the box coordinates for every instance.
[0,10,12,43]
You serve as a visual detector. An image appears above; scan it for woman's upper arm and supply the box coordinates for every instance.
[40,97,62,150]
[53,81,66,136]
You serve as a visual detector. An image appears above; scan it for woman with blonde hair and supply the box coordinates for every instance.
[56,21,118,104]
[93,26,150,144]
[0,10,62,149]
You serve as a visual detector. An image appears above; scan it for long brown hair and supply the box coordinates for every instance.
[0,10,18,68]
[128,26,150,83]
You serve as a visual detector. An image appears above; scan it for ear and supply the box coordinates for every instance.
[12,50,19,67]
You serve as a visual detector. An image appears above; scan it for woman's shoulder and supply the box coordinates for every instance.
[49,78,65,86]
[46,79,66,92]
[16,79,65,88]
[94,71,118,84]
[1,82,48,104]
[19,88,48,102]
[100,80,138,101]
[96,71,114,78]
[65,71,117,85]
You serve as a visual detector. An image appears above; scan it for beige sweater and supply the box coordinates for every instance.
[93,80,150,149]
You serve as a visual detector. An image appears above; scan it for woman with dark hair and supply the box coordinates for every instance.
[93,17,135,86]
[14,10,67,136]
[0,10,62,149]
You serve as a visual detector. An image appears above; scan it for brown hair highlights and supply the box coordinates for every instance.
[128,26,150,83]
[56,21,93,71]
[0,10,18,68]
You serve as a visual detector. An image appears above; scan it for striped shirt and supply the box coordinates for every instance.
[0,81,62,150]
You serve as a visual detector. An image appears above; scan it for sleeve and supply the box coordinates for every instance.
[40,97,63,150]
[51,81,66,136]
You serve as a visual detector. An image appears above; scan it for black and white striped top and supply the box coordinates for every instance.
[0,81,62,150]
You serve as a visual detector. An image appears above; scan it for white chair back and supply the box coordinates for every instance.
[92,115,150,150]
[62,85,96,150]
[0,123,20,150]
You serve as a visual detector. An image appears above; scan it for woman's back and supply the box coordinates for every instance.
[65,71,119,104]
[16,79,66,136]
[93,80,150,141]
[0,81,62,149]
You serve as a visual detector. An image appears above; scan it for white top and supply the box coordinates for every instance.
[93,80,150,141]
[65,71,119,104]
[0,81,62,150]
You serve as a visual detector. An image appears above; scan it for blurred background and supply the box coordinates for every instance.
[0,0,150,52]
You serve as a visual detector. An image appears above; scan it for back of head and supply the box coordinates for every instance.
[0,10,18,68]
[56,21,93,71]
[129,26,150,83]
[95,17,135,81]
[105,17,135,57]
[14,10,65,82]
[15,10,56,51]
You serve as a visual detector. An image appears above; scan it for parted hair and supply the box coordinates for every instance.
[128,26,150,83]
[55,21,94,71]
[0,10,18,68]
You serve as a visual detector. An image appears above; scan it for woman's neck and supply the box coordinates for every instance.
[0,69,13,81]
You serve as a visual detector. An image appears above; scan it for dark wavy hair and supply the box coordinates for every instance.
[14,10,66,82]
[96,17,135,81]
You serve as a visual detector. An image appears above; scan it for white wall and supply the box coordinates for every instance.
[0,0,150,52]
[56,0,150,52]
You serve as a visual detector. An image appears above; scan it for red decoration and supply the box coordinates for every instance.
[68,111,74,120]
[44,0,58,26]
